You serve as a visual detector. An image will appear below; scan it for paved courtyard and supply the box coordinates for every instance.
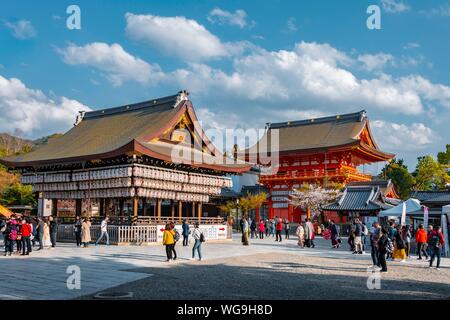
[0,234,449,300]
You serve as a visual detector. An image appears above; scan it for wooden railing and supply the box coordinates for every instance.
[61,216,225,226]
[56,224,157,244]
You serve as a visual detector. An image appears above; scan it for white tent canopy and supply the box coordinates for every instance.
[443,205,450,214]
[379,198,422,217]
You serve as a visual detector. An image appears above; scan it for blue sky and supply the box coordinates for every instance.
[1,0,450,173]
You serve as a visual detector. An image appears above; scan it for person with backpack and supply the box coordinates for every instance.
[3,217,19,256]
[162,223,175,262]
[182,219,190,246]
[387,221,396,259]
[170,222,179,260]
[377,227,391,272]
[191,222,204,261]
[415,224,429,260]
[353,219,363,254]
[428,226,445,269]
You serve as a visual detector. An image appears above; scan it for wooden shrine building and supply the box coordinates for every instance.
[243,110,395,223]
[0,91,252,225]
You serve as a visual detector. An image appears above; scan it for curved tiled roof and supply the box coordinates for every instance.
[0,92,252,173]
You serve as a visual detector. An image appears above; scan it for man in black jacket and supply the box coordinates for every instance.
[49,216,58,248]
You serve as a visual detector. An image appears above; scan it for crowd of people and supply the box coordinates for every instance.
[323,219,446,273]
[239,216,296,245]
[1,214,58,256]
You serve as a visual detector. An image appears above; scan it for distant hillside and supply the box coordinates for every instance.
[0,132,63,191]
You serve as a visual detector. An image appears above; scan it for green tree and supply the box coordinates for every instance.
[413,155,449,191]
[437,144,450,167]
[379,159,415,199]
[0,183,36,206]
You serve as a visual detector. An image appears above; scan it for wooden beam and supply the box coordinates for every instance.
[197,202,202,222]
[192,202,195,218]
[133,196,138,218]
[171,200,175,222]
[157,199,162,223]
[178,200,182,223]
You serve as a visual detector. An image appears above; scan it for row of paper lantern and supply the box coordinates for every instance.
[42,188,136,199]
[188,173,232,187]
[78,178,132,190]
[134,178,183,192]
[175,192,209,203]
[21,173,70,184]
[133,166,189,183]
[72,167,133,181]
[22,165,232,188]
[133,165,232,187]
[30,178,222,195]
[182,183,221,195]
[33,182,78,192]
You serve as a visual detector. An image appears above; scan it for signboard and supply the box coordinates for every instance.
[156,224,228,243]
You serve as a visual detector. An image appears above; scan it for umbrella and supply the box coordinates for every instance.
[0,204,14,218]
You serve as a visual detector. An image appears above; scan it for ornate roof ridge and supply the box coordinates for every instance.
[82,90,189,120]
[268,110,366,129]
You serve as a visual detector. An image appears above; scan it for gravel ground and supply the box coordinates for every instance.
[79,252,450,300]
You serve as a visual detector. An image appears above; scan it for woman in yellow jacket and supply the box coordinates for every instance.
[163,223,175,262]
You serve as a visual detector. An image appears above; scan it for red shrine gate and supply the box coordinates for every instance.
[245,110,395,223]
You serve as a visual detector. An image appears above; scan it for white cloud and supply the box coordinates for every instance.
[371,120,439,151]
[171,42,449,116]
[286,17,298,32]
[403,42,420,50]
[358,53,394,71]
[419,4,450,17]
[4,20,37,39]
[381,0,410,13]
[207,8,249,28]
[57,42,163,86]
[125,13,238,61]
[0,74,90,138]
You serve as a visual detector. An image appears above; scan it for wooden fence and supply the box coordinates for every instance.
[57,224,157,245]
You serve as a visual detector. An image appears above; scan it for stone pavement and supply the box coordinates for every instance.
[0,234,448,300]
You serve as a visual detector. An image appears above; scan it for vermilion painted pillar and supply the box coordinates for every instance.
[268,199,274,219]
[255,207,260,222]
[288,203,293,223]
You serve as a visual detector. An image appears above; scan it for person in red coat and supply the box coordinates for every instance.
[20,218,33,256]
[258,220,265,239]
[428,226,445,269]
[275,217,283,242]
[415,224,428,260]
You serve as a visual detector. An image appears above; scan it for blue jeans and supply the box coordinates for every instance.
[192,239,202,259]
[96,231,109,245]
